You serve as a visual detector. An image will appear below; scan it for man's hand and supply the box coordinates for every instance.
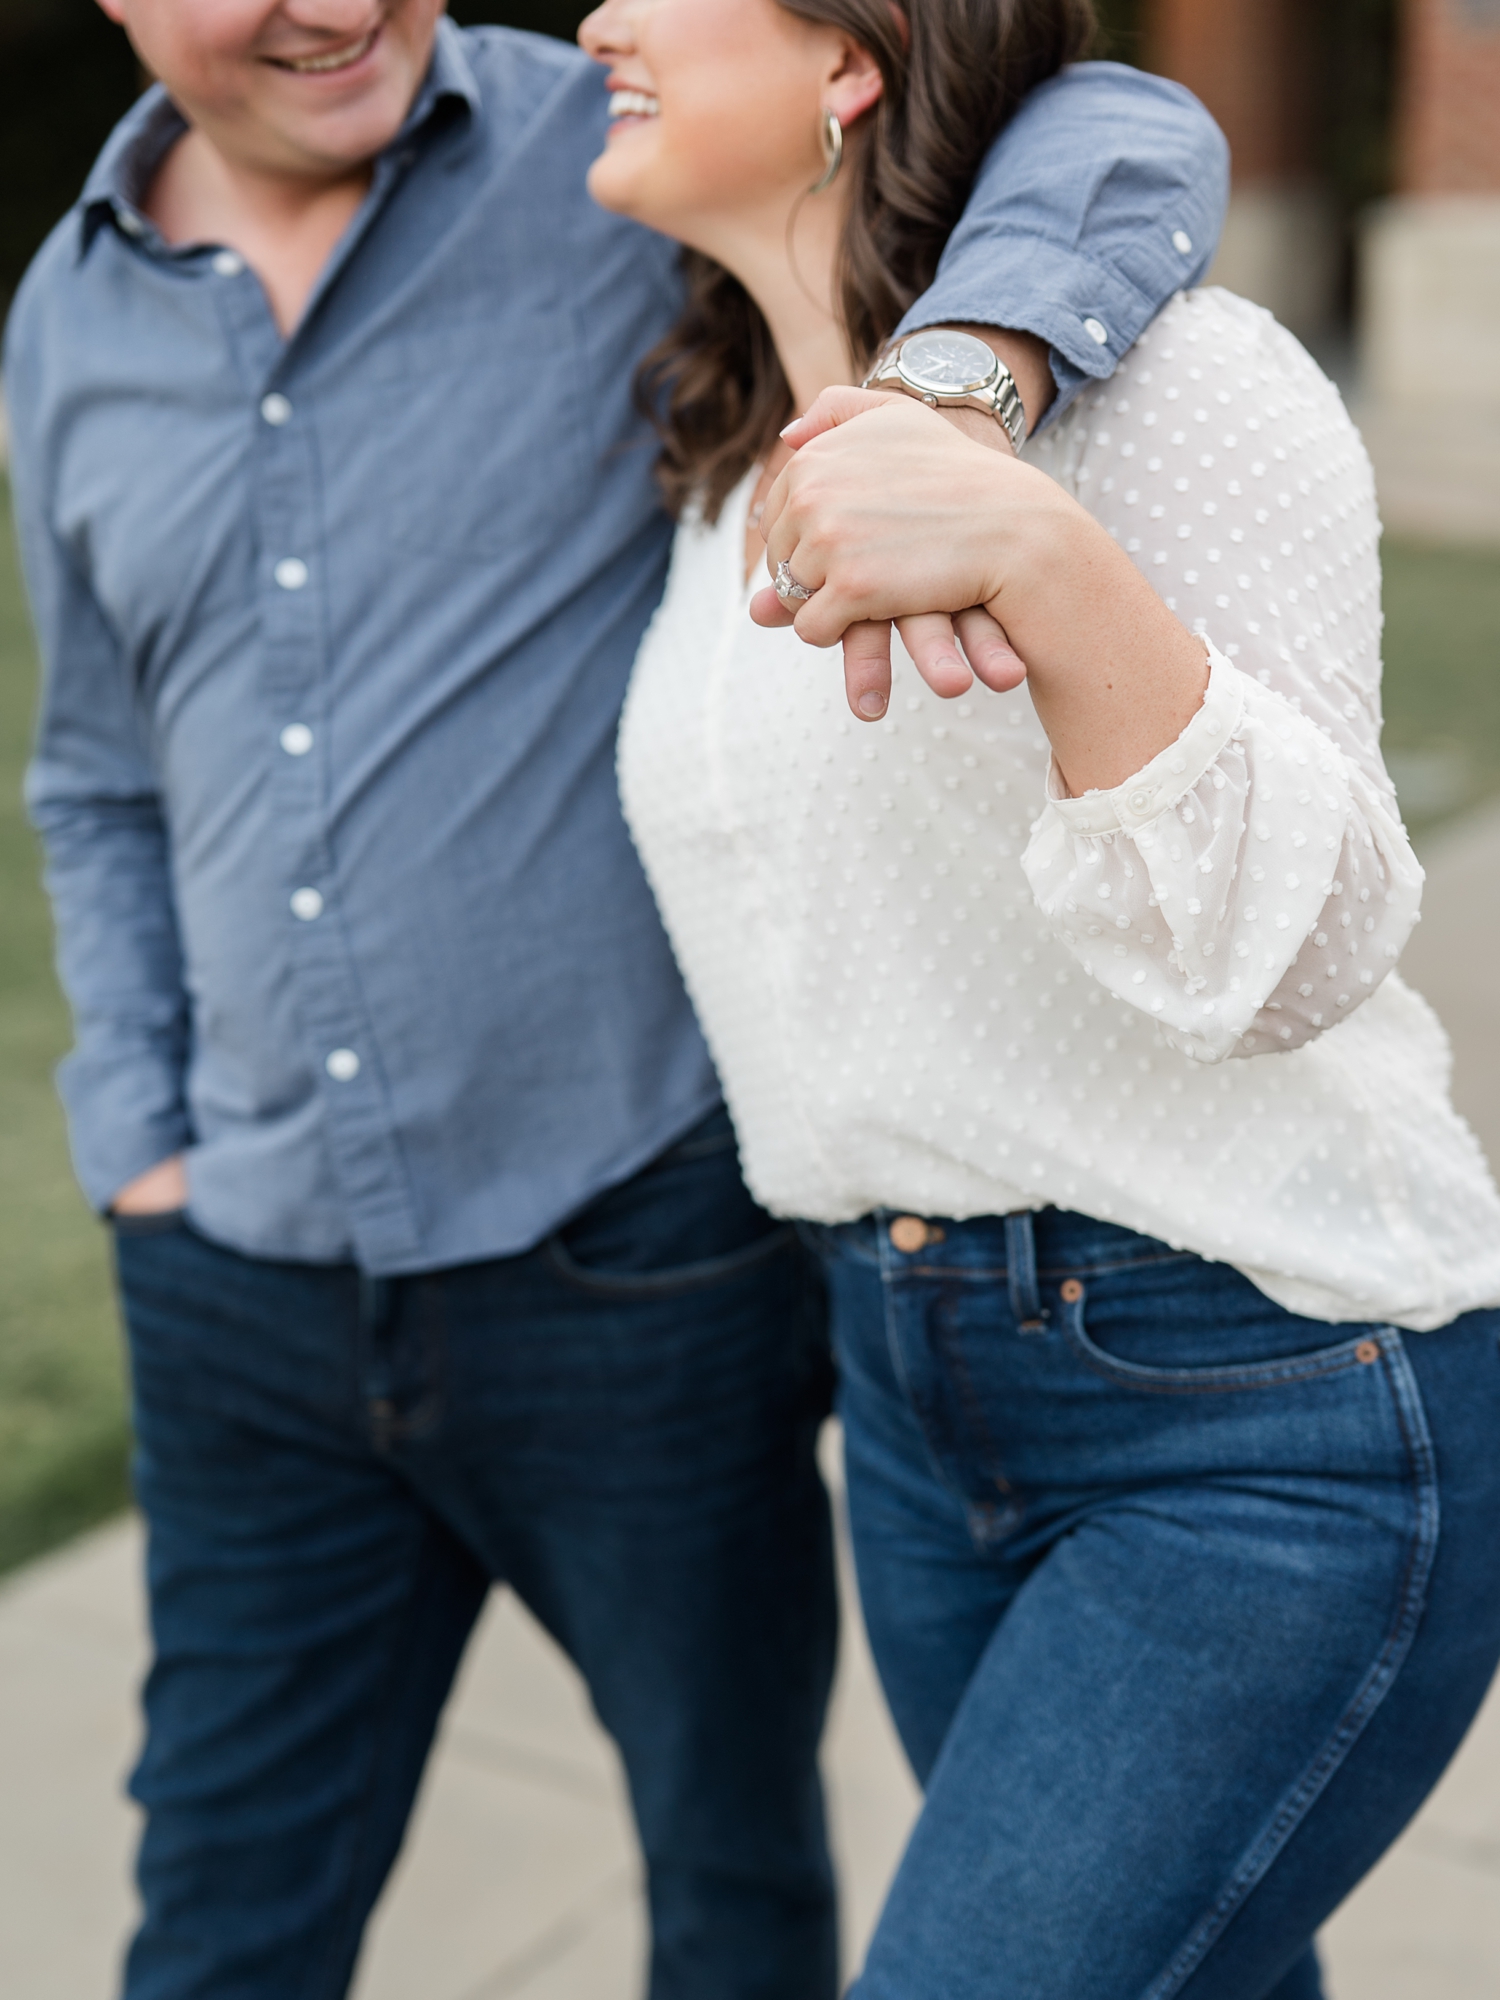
[111,1154,189,1216]
[750,391,1030,721]
[749,329,1051,720]
[751,388,1059,716]
[755,382,1211,796]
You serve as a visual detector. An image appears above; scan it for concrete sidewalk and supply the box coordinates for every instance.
[3,802,1499,1998]
[2,1486,1500,2000]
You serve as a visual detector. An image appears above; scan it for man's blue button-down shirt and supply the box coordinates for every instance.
[5,22,1226,1273]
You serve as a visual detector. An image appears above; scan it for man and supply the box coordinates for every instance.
[3,1,1227,1992]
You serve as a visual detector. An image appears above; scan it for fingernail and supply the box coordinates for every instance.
[858,691,887,718]
[779,421,801,438]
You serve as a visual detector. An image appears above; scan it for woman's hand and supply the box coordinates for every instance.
[750,389,1028,719]
[754,387,1210,794]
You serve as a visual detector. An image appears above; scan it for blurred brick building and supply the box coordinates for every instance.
[1141,0,1500,543]
[3,0,1497,538]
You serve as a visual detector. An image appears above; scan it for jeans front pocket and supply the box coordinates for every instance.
[545,1219,800,1300]
[546,1106,803,1301]
[1050,1273,1437,1554]
[110,1207,191,1240]
[1058,1275,1395,1395]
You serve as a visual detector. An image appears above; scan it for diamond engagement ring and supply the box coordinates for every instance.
[774,560,817,606]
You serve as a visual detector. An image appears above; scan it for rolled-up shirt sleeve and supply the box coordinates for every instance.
[897,62,1231,428]
[11,390,192,1209]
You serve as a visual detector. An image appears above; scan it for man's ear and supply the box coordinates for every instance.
[826,36,884,128]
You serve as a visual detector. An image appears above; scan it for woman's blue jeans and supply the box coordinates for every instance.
[813,1207,1500,2000]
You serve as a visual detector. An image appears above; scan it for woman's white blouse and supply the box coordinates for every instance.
[618,289,1500,1330]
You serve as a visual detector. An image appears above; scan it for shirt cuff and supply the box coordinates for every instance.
[1042,642,1244,837]
[894,236,1187,434]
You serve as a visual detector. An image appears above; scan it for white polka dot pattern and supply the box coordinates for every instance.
[1023,290,1423,1062]
[618,289,1500,1331]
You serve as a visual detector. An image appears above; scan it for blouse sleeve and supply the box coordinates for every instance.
[1018,288,1424,1065]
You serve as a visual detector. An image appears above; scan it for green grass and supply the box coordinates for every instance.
[1380,542,1500,836]
[0,477,129,1578]
[0,481,1496,1577]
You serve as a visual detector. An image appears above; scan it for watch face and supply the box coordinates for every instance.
[897,329,997,396]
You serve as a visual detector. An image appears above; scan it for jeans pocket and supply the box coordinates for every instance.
[546,1104,803,1298]
[545,1220,799,1299]
[1058,1277,1392,1395]
[110,1207,191,1240]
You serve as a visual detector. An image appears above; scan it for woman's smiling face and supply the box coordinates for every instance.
[578,0,857,248]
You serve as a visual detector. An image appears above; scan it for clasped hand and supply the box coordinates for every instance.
[747,386,1212,795]
[749,387,1056,721]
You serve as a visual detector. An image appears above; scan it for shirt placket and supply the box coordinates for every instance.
[226,282,425,1268]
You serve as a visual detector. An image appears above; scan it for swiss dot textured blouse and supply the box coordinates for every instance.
[618,290,1500,1330]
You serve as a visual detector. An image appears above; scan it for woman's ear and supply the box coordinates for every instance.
[824,37,884,128]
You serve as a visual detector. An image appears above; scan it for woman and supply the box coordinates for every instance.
[578,1,1500,1994]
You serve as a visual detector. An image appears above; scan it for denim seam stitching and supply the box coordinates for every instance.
[389,1277,446,1444]
[309,1519,440,2000]
[932,1294,1015,1538]
[1138,1325,1441,2000]
[877,1224,970,1513]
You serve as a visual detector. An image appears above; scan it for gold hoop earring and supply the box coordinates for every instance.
[808,109,843,194]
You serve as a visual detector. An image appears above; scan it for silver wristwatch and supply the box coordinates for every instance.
[863,327,1026,453]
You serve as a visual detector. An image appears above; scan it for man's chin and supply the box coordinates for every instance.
[262,84,417,179]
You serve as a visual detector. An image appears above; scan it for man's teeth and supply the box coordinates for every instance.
[281,29,378,73]
[609,90,660,119]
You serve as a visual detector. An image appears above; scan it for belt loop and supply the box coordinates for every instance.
[1005,1211,1046,1333]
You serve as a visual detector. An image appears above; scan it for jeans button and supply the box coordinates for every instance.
[890,1216,932,1253]
[1060,1278,1084,1303]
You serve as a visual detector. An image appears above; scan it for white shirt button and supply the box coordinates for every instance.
[1172,229,1193,255]
[1128,788,1155,813]
[1083,318,1110,346]
[212,250,244,277]
[325,1049,361,1082]
[260,393,292,426]
[290,887,324,921]
[274,557,309,591]
[279,723,314,757]
[117,210,144,237]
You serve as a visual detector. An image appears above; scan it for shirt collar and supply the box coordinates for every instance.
[77,15,482,257]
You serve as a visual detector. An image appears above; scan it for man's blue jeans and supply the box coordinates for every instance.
[815,1207,1500,2000]
[112,1108,837,2000]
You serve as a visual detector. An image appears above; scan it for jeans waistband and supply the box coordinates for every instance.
[805,1206,1197,1287]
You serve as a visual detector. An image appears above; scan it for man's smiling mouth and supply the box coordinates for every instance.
[270,27,381,74]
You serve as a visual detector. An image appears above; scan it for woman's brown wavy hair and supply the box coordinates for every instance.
[638,0,1097,522]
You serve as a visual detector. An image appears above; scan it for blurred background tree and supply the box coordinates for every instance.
[0,0,141,307]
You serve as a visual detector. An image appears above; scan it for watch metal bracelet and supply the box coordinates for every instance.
[864,333,1027,455]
